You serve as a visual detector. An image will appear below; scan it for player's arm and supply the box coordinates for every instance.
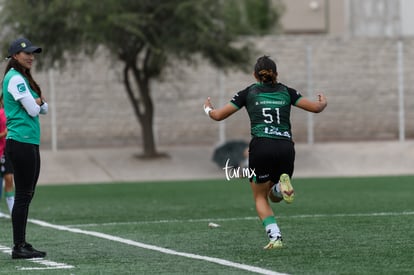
[203,97,238,121]
[8,75,41,117]
[295,93,327,113]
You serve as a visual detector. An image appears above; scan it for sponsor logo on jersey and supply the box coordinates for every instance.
[17,83,26,93]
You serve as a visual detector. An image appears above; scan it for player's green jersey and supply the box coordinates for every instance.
[2,68,41,145]
[230,82,302,140]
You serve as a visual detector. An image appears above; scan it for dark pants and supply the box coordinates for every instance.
[6,139,41,246]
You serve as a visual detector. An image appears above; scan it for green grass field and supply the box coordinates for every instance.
[0,176,413,274]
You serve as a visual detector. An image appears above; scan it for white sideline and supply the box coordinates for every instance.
[0,212,287,275]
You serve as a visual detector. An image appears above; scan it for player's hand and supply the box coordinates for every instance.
[203,97,214,116]
[204,97,213,109]
[35,97,43,106]
[316,93,326,103]
[316,93,327,109]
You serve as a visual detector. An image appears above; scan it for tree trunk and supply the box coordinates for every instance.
[122,61,165,159]
[137,83,160,158]
[140,109,157,157]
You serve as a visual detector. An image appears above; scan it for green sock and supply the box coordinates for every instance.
[262,216,277,227]
[5,191,14,198]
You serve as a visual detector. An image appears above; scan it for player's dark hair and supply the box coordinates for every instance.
[254,55,277,85]
[3,58,42,97]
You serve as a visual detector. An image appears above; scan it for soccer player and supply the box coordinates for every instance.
[203,55,327,249]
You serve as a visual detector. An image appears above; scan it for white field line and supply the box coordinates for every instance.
[0,212,286,275]
[0,244,74,270]
[1,211,412,274]
[68,211,414,228]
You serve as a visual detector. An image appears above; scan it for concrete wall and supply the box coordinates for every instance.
[3,35,414,149]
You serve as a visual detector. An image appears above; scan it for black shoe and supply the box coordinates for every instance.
[12,243,46,259]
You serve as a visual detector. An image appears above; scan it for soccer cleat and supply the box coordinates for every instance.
[263,236,283,249]
[12,243,46,259]
[279,173,294,204]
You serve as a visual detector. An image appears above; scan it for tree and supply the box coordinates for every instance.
[0,0,281,158]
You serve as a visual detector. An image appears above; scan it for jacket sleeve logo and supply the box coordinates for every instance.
[17,83,27,93]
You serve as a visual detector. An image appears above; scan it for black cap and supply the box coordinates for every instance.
[8,37,42,58]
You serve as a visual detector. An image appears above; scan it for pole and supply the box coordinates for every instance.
[397,40,405,142]
[48,69,57,151]
[218,70,226,145]
[306,45,314,144]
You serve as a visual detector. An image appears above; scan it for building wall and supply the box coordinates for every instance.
[3,0,414,149]
[279,0,329,34]
[9,35,413,149]
[400,0,414,36]
[278,0,414,37]
[349,0,401,37]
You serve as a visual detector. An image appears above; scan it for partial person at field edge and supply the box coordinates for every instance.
[0,99,15,214]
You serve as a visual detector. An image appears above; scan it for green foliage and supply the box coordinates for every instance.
[0,0,281,156]
[222,0,281,35]
[0,0,280,71]
[0,0,90,67]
